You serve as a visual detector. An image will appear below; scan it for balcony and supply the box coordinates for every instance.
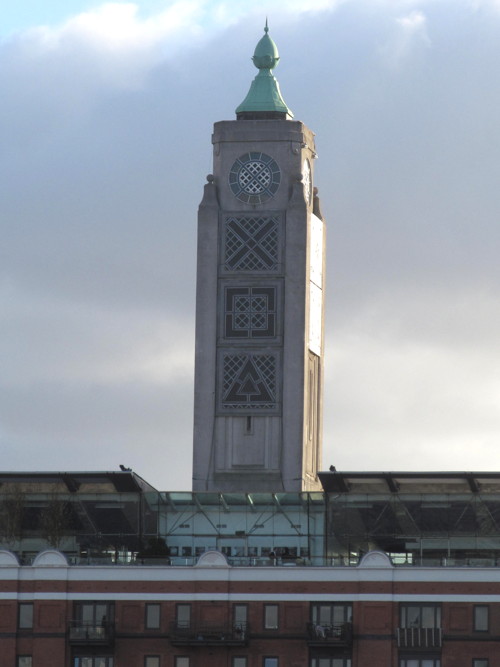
[307,622,353,646]
[170,621,249,646]
[397,627,442,649]
[68,621,114,646]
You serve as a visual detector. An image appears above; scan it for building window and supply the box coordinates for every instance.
[474,606,489,632]
[234,604,248,632]
[74,602,113,626]
[233,658,247,667]
[71,602,113,641]
[311,660,351,667]
[310,603,353,641]
[146,603,161,630]
[18,603,34,629]
[73,658,114,667]
[264,604,279,629]
[263,658,278,667]
[174,658,189,667]
[473,661,489,667]
[17,657,32,667]
[311,603,352,628]
[145,657,160,667]
[400,604,441,628]
[176,604,191,630]
[400,659,440,667]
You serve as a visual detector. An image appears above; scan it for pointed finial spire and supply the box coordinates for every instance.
[235,22,293,120]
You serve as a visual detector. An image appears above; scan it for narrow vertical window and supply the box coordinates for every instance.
[234,604,248,633]
[474,606,489,632]
[264,604,279,630]
[176,604,191,630]
[308,368,314,441]
[18,603,34,629]
[145,603,161,630]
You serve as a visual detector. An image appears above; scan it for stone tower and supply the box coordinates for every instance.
[192,24,326,492]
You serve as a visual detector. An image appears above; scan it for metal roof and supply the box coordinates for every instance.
[319,470,500,495]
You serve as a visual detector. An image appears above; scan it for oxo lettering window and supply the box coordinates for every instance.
[400,605,441,628]
[400,660,440,667]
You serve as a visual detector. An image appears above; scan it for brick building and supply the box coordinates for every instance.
[3,548,499,667]
[2,470,500,667]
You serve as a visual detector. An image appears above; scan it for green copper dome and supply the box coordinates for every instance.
[236,22,293,120]
[252,22,279,70]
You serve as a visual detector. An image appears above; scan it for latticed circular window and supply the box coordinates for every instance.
[229,152,281,204]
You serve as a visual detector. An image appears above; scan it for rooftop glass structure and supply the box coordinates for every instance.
[3,471,500,567]
[321,471,500,566]
[158,491,325,566]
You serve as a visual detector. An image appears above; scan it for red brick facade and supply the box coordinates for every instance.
[1,550,499,667]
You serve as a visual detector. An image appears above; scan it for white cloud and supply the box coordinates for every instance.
[379,9,430,67]
[396,9,427,30]
[0,0,347,105]
[0,0,359,100]
[5,2,210,92]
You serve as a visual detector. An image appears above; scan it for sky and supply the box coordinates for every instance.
[2,0,500,490]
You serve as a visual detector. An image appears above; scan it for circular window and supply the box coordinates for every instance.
[229,152,281,204]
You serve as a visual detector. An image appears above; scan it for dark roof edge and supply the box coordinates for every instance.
[318,470,500,494]
[0,471,159,494]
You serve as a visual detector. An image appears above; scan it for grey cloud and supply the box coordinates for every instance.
[2,1,500,488]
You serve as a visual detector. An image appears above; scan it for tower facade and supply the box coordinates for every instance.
[192,26,326,492]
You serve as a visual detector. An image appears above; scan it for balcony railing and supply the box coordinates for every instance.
[307,622,353,646]
[13,552,500,567]
[397,627,442,649]
[68,621,114,645]
[170,621,249,646]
